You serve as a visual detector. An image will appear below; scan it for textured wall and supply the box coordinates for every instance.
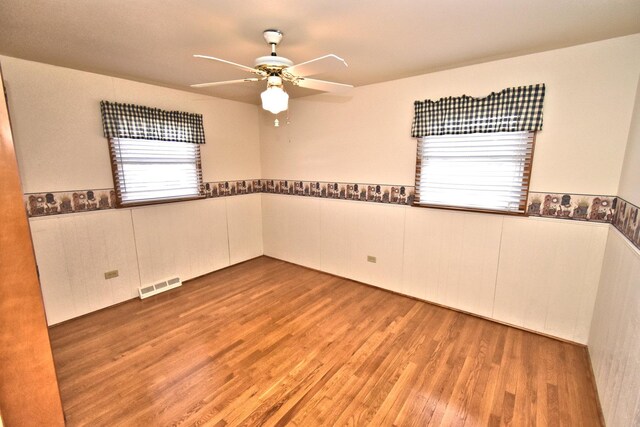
[262,194,609,343]
[618,76,640,207]
[0,56,265,324]
[260,35,640,195]
[589,230,640,426]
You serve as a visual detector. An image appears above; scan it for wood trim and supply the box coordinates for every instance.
[520,131,537,212]
[413,143,422,203]
[0,65,65,425]
[410,202,527,217]
[117,194,206,208]
[262,255,587,347]
[107,137,121,203]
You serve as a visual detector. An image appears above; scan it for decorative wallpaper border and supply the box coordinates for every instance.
[25,188,117,217]
[204,180,261,197]
[526,192,616,223]
[24,180,259,218]
[24,185,616,222]
[25,183,639,253]
[612,198,640,251]
[259,180,416,205]
[24,180,417,218]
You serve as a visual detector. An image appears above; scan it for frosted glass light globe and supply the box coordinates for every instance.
[261,86,289,114]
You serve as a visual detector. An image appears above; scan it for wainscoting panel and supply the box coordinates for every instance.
[262,194,610,343]
[320,199,406,292]
[226,194,264,265]
[30,209,140,325]
[31,194,264,325]
[589,229,640,426]
[494,217,608,343]
[131,198,231,286]
[262,194,322,270]
[318,199,352,279]
[30,219,74,324]
[402,208,503,318]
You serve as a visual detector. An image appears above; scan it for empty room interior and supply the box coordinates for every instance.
[1,1,640,426]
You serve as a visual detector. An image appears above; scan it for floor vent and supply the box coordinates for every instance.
[138,276,182,299]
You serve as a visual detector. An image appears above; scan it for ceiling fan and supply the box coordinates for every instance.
[191,29,353,114]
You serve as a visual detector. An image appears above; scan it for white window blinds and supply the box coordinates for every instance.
[110,138,203,206]
[415,131,534,213]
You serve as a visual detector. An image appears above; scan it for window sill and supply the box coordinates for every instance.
[116,195,206,209]
[411,202,527,217]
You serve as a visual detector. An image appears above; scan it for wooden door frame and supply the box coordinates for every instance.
[0,63,65,426]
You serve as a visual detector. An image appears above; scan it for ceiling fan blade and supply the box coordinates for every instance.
[190,78,262,88]
[193,54,265,76]
[295,78,353,93]
[285,54,348,77]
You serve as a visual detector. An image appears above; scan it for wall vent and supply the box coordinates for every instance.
[138,276,182,299]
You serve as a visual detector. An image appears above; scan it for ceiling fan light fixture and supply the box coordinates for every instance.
[192,29,352,107]
[261,85,289,114]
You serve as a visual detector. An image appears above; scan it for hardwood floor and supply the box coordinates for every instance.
[49,256,602,426]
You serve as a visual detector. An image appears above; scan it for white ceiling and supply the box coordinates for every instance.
[0,0,639,104]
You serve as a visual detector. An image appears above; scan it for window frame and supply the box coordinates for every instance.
[108,137,205,208]
[412,131,537,216]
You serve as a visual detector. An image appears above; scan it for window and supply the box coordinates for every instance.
[100,100,206,207]
[415,131,534,213]
[411,83,545,215]
[109,138,203,207]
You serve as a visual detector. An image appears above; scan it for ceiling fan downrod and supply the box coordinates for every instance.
[263,29,283,57]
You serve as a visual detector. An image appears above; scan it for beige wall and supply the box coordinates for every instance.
[262,194,608,343]
[3,33,640,419]
[30,195,263,325]
[0,55,262,192]
[618,76,640,206]
[261,34,640,195]
[259,35,640,344]
[588,74,640,426]
[4,35,640,342]
[0,56,264,324]
[589,230,640,426]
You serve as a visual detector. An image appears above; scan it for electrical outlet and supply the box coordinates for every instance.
[367,255,377,263]
[104,270,119,280]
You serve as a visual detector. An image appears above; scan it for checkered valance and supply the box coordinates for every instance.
[100,101,205,144]
[411,83,545,137]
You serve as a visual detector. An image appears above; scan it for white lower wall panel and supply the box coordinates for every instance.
[402,208,503,318]
[32,194,264,325]
[30,209,140,325]
[318,199,352,279]
[33,191,611,344]
[320,199,405,291]
[262,194,610,343]
[226,194,264,265]
[131,197,230,285]
[494,217,608,343]
[262,194,322,269]
[589,229,640,427]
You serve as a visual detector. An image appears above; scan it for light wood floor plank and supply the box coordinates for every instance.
[49,256,603,426]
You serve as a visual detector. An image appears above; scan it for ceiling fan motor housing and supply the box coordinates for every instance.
[254,55,293,72]
[263,29,283,46]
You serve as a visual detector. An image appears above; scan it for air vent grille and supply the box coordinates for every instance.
[138,276,182,299]
[140,285,155,294]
